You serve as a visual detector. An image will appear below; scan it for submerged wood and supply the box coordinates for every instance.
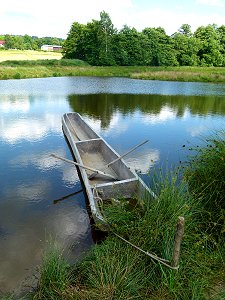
[62,112,156,229]
[53,189,83,204]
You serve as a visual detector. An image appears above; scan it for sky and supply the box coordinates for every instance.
[1,0,225,38]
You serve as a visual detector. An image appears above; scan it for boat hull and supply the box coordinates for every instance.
[62,112,154,228]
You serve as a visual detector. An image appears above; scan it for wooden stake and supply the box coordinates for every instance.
[172,216,185,268]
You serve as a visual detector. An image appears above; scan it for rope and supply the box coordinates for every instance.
[93,186,104,210]
[113,232,179,270]
[92,186,179,270]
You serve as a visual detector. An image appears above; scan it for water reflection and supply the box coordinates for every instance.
[0,91,92,296]
[68,93,225,176]
[9,149,79,186]
[0,114,62,144]
[0,77,225,296]
[68,94,225,127]
[0,203,90,294]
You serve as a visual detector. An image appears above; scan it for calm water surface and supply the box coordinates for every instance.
[0,77,225,295]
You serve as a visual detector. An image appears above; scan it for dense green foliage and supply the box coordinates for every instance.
[1,34,64,50]
[63,12,225,67]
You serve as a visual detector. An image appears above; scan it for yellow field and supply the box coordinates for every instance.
[0,50,62,62]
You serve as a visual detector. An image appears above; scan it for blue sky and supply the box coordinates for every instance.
[1,0,225,38]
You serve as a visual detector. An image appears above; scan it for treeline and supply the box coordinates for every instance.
[0,34,64,50]
[63,11,225,67]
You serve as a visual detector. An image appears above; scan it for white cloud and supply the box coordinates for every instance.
[0,0,134,37]
[0,97,30,112]
[187,124,207,137]
[1,0,225,39]
[9,149,80,185]
[84,112,128,136]
[5,180,50,202]
[0,114,62,143]
[126,149,160,174]
[141,105,177,125]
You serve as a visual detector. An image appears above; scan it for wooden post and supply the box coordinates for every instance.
[171,216,185,268]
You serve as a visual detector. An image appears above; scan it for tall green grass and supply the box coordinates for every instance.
[184,130,225,242]
[32,240,71,300]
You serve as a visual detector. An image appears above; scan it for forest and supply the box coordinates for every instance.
[63,11,225,67]
[0,34,64,50]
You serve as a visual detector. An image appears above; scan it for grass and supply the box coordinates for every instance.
[131,68,225,82]
[184,130,225,242]
[2,64,225,82]
[32,240,71,300]
[31,161,224,299]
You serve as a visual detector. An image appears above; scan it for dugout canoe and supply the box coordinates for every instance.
[62,112,155,229]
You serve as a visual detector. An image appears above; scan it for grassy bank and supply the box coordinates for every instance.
[1,57,225,82]
[30,132,225,300]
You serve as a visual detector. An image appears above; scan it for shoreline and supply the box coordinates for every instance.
[1,64,225,83]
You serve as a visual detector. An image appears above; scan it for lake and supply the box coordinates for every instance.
[0,77,225,295]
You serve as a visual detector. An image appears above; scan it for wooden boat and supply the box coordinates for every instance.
[62,112,155,229]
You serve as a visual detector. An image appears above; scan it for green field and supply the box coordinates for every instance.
[0,50,62,62]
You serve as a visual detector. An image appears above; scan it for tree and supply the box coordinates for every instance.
[83,19,101,65]
[97,11,116,65]
[178,24,192,36]
[143,27,178,66]
[23,34,33,50]
[63,12,116,65]
[63,22,86,59]
[217,25,225,55]
[194,24,224,66]
[172,25,200,66]
[116,26,149,66]
[4,35,15,49]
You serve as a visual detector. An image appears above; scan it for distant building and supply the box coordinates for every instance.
[41,45,62,52]
[0,40,5,47]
